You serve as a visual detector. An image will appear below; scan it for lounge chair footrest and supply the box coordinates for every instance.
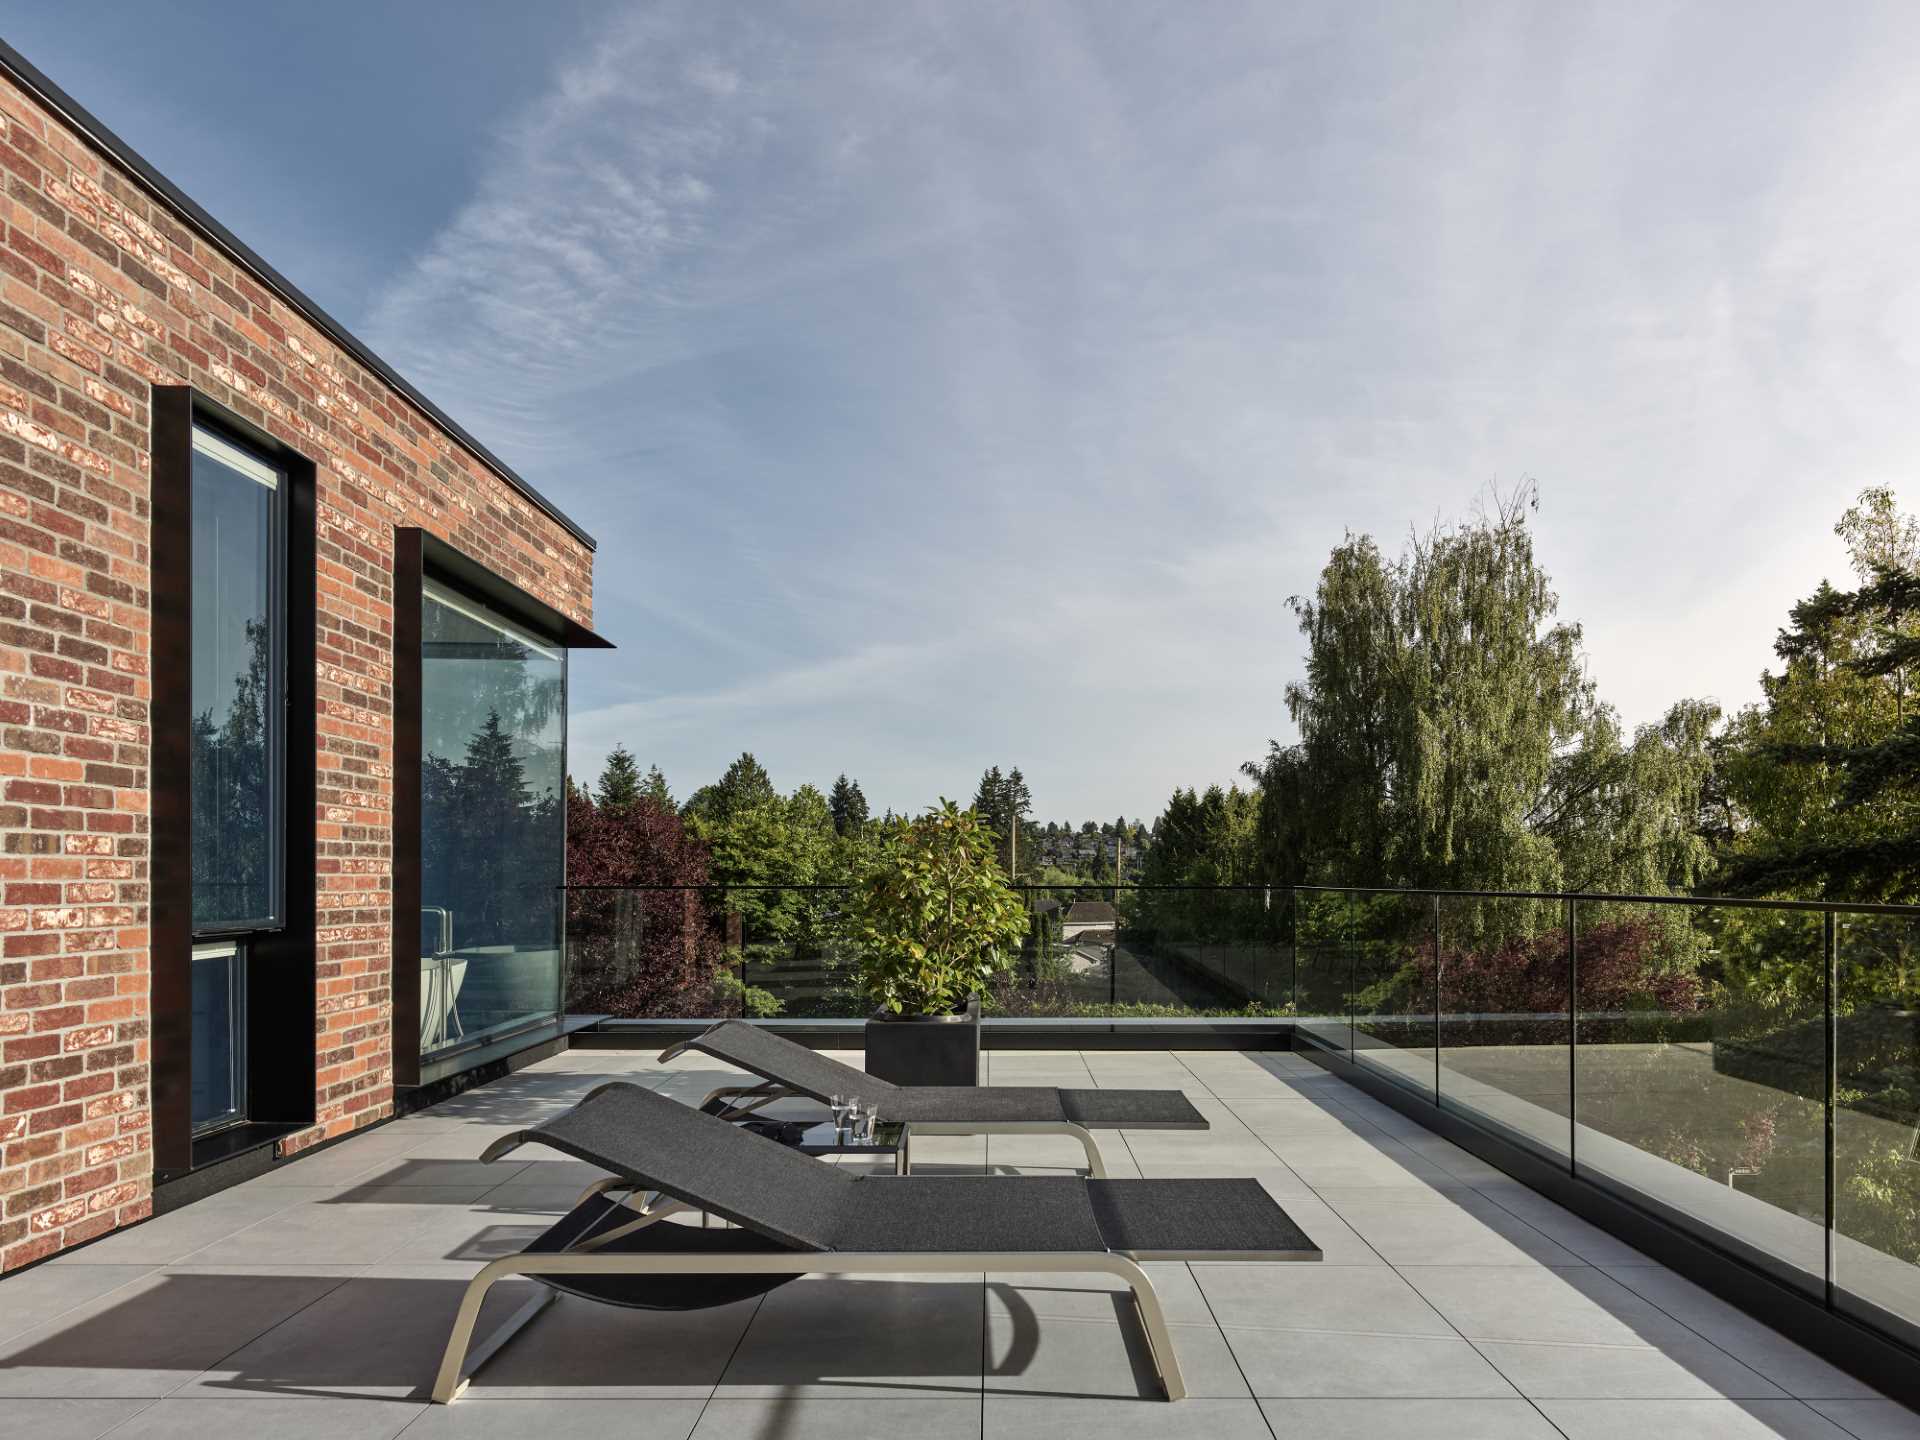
[1088,1179,1322,1259]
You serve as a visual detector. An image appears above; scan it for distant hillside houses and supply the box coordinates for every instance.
[1025,821,1152,881]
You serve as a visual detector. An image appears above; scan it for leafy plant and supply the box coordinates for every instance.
[564,783,724,1018]
[713,961,784,1017]
[844,800,1029,1015]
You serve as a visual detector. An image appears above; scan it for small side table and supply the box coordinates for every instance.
[739,1117,913,1175]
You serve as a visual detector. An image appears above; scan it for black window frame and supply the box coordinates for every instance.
[188,939,249,1136]
[186,419,290,939]
[151,386,318,1178]
[391,528,612,1087]
[416,575,571,1063]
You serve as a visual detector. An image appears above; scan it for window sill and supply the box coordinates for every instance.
[152,1119,308,1209]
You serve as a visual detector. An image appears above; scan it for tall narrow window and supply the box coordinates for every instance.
[418,580,566,1057]
[189,425,285,932]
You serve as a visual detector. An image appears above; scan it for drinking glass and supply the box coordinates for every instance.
[830,1094,853,1133]
[857,1104,879,1143]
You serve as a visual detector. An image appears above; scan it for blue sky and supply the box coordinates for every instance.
[7,2,1918,820]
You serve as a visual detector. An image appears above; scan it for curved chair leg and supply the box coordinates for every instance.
[1064,1123,1108,1179]
[1105,1255,1186,1400]
[433,1258,549,1403]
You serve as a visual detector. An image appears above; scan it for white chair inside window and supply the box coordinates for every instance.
[420,907,466,1052]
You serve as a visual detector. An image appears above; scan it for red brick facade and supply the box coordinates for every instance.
[0,72,596,1270]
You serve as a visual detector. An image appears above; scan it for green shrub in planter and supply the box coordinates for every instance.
[845,800,1028,1017]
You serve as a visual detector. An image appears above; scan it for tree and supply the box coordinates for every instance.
[1002,767,1032,873]
[692,782,835,943]
[190,618,272,926]
[1716,490,1920,901]
[969,764,1032,875]
[1530,697,1720,894]
[595,744,642,814]
[566,783,724,1017]
[1142,785,1260,889]
[1005,768,1033,825]
[641,764,674,809]
[971,766,1005,824]
[1837,486,1920,585]
[829,773,870,836]
[1262,487,1715,895]
[683,752,777,826]
[843,800,1028,1015]
[1722,569,1920,900]
[445,711,538,946]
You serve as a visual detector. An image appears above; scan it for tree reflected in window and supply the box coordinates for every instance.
[419,582,566,1056]
[189,428,282,931]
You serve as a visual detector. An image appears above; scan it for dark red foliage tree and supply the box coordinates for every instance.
[565,787,725,1017]
[1414,916,1704,1045]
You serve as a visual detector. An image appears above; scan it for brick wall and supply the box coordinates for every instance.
[0,74,596,1270]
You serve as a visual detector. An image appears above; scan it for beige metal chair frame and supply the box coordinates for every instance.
[430,1179,1191,1404]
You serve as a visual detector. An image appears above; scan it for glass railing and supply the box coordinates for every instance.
[1834,909,1920,1337]
[1292,885,1920,1354]
[562,884,1294,1022]
[1572,899,1825,1295]
[559,878,1920,1355]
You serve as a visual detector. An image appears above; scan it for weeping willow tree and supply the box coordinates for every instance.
[1255,486,1717,899]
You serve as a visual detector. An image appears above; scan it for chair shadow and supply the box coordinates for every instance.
[0,1268,1144,1402]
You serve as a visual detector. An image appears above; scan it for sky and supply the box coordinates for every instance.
[6,1,1919,821]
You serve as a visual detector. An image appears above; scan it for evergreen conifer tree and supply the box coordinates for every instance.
[595,744,642,813]
[829,773,870,835]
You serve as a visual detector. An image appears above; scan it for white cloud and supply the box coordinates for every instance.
[365,0,1920,819]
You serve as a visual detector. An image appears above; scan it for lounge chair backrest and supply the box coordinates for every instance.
[686,1020,893,1103]
[506,1082,850,1250]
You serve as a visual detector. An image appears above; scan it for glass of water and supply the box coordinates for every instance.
[857,1103,880,1143]
[830,1094,853,1133]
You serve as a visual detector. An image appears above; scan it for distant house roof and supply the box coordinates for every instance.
[1065,900,1118,924]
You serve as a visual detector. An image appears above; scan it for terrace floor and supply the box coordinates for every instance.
[2,1046,1917,1440]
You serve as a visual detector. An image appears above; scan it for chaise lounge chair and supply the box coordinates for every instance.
[659,1019,1207,1177]
[431,1081,1318,1403]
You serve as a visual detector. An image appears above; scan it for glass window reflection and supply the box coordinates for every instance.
[419,581,566,1056]
[189,425,283,931]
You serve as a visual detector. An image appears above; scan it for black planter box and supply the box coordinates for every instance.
[864,999,980,1086]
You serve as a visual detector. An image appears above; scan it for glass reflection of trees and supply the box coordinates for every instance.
[191,619,273,927]
[421,707,562,950]
[419,585,566,1053]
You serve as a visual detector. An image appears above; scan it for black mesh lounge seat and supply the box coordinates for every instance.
[660,1019,1208,1176]
[431,1081,1319,1403]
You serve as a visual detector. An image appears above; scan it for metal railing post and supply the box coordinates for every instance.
[1346,892,1357,1060]
[1567,895,1578,1175]
[1432,893,1442,1100]
[1825,907,1837,1310]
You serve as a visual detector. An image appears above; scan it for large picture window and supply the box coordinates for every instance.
[418,579,566,1057]
[189,425,285,932]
